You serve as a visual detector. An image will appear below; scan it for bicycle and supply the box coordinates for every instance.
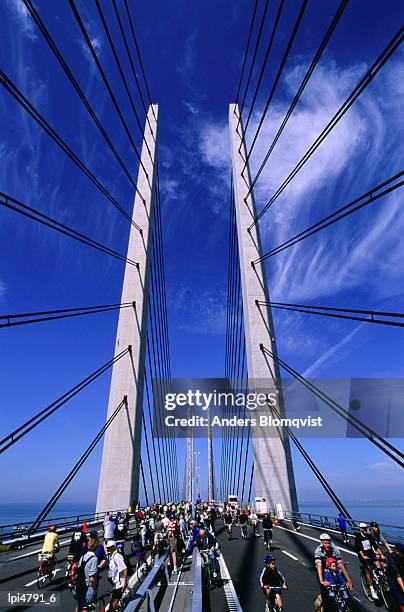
[360,562,390,607]
[326,584,354,611]
[264,586,283,611]
[133,549,149,583]
[225,523,233,540]
[263,529,272,551]
[65,554,77,596]
[200,549,220,590]
[37,554,57,589]
[240,523,247,539]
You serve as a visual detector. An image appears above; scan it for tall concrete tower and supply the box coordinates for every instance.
[96,106,159,513]
[229,104,298,512]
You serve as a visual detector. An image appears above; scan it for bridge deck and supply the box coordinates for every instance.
[209,519,378,611]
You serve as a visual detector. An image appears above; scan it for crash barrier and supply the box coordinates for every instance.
[191,546,203,612]
[123,551,170,611]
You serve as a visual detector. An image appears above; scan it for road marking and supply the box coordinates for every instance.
[24,568,62,587]
[219,554,243,612]
[281,550,298,561]
[0,539,70,566]
[275,525,356,556]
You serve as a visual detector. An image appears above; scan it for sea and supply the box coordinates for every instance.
[0,500,403,530]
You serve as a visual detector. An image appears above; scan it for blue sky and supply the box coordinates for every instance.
[0,0,403,509]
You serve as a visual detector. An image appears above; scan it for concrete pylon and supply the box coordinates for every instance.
[207,410,215,500]
[229,104,298,512]
[96,105,158,513]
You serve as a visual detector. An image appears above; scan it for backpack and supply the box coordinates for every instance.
[74,553,95,598]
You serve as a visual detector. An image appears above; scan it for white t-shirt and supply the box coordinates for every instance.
[108,551,127,589]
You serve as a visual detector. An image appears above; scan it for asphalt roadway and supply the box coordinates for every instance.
[0,519,396,611]
[207,519,390,612]
[0,533,145,611]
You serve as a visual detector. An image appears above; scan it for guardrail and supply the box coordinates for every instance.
[191,546,202,612]
[124,551,169,611]
[271,508,404,543]
[0,507,129,544]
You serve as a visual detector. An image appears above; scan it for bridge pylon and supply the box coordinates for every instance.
[96,105,159,513]
[229,104,298,512]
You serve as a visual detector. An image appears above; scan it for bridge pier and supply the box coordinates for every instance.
[228,104,298,512]
[96,105,159,513]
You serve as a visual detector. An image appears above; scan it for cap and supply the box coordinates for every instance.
[264,555,276,563]
[370,521,378,528]
[359,522,368,528]
[106,540,116,548]
[89,530,98,538]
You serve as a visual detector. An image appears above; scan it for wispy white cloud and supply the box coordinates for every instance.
[171,286,227,335]
[7,0,36,40]
[366,461,399,473]
[182,100,199,115]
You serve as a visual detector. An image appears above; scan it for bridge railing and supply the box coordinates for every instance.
[270,508,404,543]
[0,507,129,545]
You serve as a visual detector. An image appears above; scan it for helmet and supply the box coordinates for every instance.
[359,522,367,529]
[325,557,337,568]
[394,542,404,554]
[264,555,276,563]
[320,533,331,541]
[48,525,57,532]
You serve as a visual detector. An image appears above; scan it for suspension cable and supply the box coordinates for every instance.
[253,171,403,262]
[21,0,142,196]
[94,0,152,161]
[0,347,131,455]
[256,300,404,328]
[0,69,142,232]
[29,396,127,534]
[246,0,349,196]
[248,28,404,230]
[234,0,259,106]
[236,0,270,130]
[260,345,404,468]
[0,301,134,329]
[0,191,139,267]
[67,0,150,187]
[242,0,286,137]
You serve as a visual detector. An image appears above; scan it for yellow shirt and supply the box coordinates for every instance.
[42,532,59,555]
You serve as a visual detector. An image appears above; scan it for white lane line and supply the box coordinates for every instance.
[24,568,62,587]
[281,550,298,561]
[275,525,356,556]
[219,553,243,612]
[0,539,70,566]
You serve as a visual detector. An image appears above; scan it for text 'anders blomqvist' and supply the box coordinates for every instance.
[165,415,323,428]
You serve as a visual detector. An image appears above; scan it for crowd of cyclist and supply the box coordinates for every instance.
[39,501,404,611]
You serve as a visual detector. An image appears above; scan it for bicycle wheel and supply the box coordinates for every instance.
[379,579,391,609]
[136,558,146,583]
[360,568,373,601]
[37,570,46,590]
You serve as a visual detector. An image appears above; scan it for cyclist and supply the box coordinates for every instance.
[259,555,287,610]
[249,509,260,537]
[355,522,383,600]
[41,525,59,573]
[314,532,352,604]
[195,528,220,579]
[106,540,127,611]
[262,513,273,550]
[83,530,108,571]
[239,510,248,539]
[224,510,233,539]
[69,524,88,561]
[75,538,98,612]
[370,520,392,554]
[386,542,404,610]
[323,557,349,603]
[167,520,180,575]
